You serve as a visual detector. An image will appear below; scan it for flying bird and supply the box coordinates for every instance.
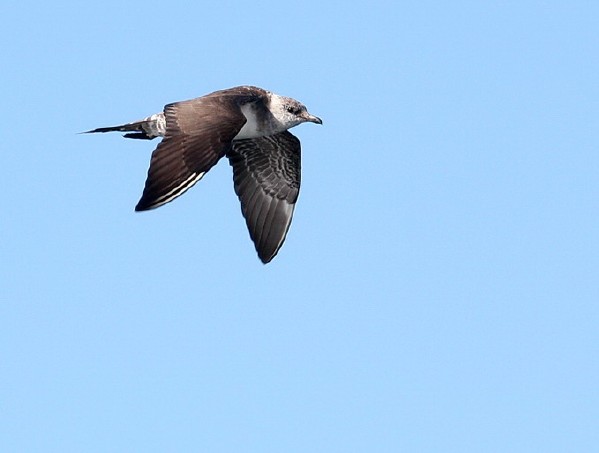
[85,86,322,263]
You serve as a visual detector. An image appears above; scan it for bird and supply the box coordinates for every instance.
[84,85,322,263]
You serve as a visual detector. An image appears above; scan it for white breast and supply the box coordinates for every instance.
[234,103,263,140]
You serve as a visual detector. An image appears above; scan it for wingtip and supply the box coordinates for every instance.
[134,197,153,211]
[135,196,166,212]
[257,247,280,264]
[259,254,274,264]
[134,202,150,212]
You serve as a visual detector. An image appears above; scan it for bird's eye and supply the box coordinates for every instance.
[286,106,296,114]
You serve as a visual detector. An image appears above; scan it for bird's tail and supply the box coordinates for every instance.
[82,113,166,140]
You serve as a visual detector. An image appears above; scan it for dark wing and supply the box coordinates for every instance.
[135,88,267,211]
[227,131,301,263]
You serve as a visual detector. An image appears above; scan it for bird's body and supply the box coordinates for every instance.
[85,86,322,263]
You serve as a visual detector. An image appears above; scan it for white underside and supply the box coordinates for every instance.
[234,104,263,140]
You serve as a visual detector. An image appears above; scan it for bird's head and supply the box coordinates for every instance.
[270,95,322,130]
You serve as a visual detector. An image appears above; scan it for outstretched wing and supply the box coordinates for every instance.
[227,131,301,263]
[135,88,268,211]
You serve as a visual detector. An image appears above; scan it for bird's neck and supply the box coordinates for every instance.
[235,99,286,140]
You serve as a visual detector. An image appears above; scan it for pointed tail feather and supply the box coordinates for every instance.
[82,113,165,140]
[82,122,154,140]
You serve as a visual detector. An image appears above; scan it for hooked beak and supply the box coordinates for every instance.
[303,112,323,125]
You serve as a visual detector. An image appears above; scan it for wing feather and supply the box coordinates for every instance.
[226,131,301,263]
[135,88,268,211]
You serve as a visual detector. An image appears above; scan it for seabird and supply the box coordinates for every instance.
[85,85,322,263]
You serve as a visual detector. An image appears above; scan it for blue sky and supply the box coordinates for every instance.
[1,1,598,451]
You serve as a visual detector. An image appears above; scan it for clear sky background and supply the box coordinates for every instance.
[1,1,598,451]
